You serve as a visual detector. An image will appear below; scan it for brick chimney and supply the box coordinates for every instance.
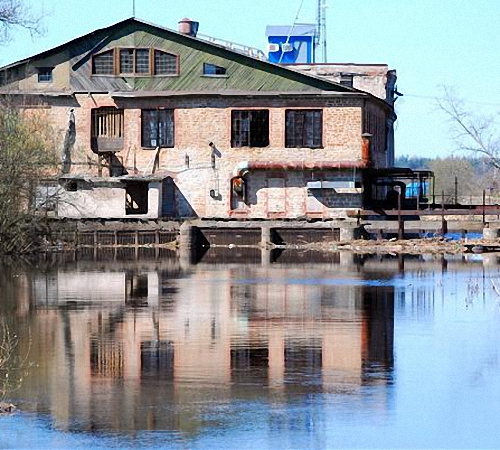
[178,18,199,37]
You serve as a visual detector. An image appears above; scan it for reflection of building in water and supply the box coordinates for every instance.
[24,260,394,433]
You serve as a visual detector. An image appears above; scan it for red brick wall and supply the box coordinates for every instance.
[30,94,388,218]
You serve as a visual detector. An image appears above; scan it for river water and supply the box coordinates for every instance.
[1,249,500,449]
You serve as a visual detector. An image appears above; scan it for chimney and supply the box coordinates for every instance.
[178,18,199,37]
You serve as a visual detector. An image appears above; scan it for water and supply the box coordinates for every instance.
[1,250,500,449]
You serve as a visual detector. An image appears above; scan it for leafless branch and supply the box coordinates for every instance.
[0,0,43,43]
[438,86,500,170]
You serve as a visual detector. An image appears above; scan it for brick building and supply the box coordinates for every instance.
[0,17,413,220]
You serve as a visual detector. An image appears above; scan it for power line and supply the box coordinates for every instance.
[278,0,306,64]
[403,93,500,107]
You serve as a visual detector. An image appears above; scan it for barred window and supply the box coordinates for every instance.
[154,50,177,75]
[91,108,124,139]
[92,50,114,75]
[231,110,269,148]
[142,109,175,148]
[285,110,323,148]
[91,107,124,152]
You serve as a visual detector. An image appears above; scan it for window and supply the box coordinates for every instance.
[92,50,114,75]
[154,50,177,75]
[118,48,151,75]
[203,63,226,75]
[37,67,53,83]
[120,49,134,74]
[285,110,323,148]
[231,110,269,148]
[93,48,178,76]
[141,109,175,148]
[339,74,354,87]
[91,107,124,152]
[135,49,150,74]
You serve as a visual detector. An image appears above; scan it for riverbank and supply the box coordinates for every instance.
[0,403,16,414]
[306,237,500,255]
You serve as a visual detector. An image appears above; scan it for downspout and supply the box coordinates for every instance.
[361,133,373,168]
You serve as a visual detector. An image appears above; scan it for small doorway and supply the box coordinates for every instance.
[125,181,149,215]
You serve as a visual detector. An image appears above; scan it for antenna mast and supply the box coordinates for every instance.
[132,0,136,17]
[316,0,328,62]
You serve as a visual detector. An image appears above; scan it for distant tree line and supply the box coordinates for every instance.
[395,154,499,202]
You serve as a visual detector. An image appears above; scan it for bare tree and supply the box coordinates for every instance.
[0,102,59,254]
[438,86,500,170]
[0,0,42,43]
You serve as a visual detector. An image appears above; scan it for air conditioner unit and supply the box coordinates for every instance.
[281,43,294,52]
[268,43,280,53]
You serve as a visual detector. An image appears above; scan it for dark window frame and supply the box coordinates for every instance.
[203,63,227,76]
[231,110,270,148]
[285,109,323,149]
[141,109,175,149]
[37,67,53,83]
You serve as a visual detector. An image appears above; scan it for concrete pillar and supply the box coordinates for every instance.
[261,225,272,247]
[179,222,198,267]
[261,225,273,266]
[261,248,272,267]
[340,226,358,242]
[340,251,354,267]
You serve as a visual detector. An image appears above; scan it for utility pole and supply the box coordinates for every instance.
[316,0,328,62]
[132,0,136,18]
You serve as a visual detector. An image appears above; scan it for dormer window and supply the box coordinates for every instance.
[92,48,178,76]
[203,63,226,76]
[37,67,53,83]
[154,50,178,75]
[119,49,134,74]
[92,50,114,75]
[136,49,150,74]
[119,48,151,74]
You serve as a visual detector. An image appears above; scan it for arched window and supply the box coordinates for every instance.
[92,50,114,75]
[154,50,178,75]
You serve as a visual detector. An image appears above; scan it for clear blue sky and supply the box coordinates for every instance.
[2,0,500,159]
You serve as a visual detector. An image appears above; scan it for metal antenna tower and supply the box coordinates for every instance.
[316,0,328,62]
